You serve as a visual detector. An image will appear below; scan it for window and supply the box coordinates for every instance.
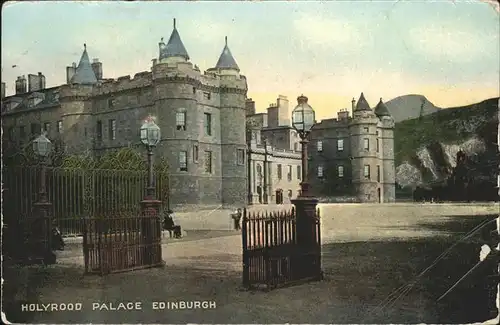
[257,165,263,179]
[363,138,369,151]
[108,119,116,140]
[317,140,323,152]
[364,165,371,179]
[30,123,41,137]
[43,122,51,133]
[364,127,369,133]
[287,165,292,181]
[193,87,196,94]
[376,131,379,136]
[377,165,381,182]
[376,138,380,152]
[57,120,63,134]
[297,165,301,180]
[317,166,324,178]
[277,164,282,180]
[203,92,211,100]
[288,189,293,198]
[193,144,199,163]
[337,139,344,152]
[204,151,212,173]
[179,151,188,171]
[204,113,212,136]
[338,165,344,178]
[237,149,245,165]
[96,120,103,140]
[294,142,298,151]
[107,98,114,109]
[8,127,15,141]
[19,126,26,139]
[176,111,186,131]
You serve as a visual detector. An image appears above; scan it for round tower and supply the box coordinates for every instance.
[151,19,204,207]
[348,92,380,203]
[209,36,248,207]
[59,44,96,155]
[374,98,396,202]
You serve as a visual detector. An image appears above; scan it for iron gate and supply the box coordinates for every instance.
[83,209,163,275]
[242,207,322,290]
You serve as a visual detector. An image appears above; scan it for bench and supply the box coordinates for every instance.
[162,217,182,239]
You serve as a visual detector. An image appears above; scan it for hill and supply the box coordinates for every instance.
[385,94,441,123]
[394,97,499,192]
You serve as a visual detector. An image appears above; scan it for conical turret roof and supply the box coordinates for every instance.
[215,37,240,71]
[159,19,190,61]
[374,98,391,117]
[354,92,372,111]
[70,44,97,85]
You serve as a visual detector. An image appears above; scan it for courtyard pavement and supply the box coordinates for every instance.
[3,203,499,324]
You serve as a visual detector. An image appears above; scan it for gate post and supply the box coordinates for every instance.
[291,196,320,279]
[140,199,163,267]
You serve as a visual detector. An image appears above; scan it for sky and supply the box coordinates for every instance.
[1,0,499,120]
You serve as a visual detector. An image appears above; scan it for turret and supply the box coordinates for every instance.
[69,44,98,85]
[158,18,190,64]
[215,36,248,206]
[60,44,96,154]
[375,97,396,202]
[348,92,380,203]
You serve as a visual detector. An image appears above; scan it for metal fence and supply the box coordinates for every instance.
[242,207,322,290]
[2,166,170,236]
[83,209,163,275]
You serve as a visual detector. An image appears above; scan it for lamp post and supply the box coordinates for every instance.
[292,95,316,197]
[290,94,322,279]
[32,132,55,264]
[140,116,161,200]
[139,116,164,267]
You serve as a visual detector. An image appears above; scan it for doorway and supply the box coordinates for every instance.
[275,189,283,204]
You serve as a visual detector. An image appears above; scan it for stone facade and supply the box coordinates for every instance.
[246,95,303,204]
[1,20,248,209]
[308,93,396,203]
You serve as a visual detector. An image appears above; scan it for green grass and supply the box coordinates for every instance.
[394,97,499,166]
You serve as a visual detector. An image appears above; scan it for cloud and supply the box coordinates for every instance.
[292,13,369,51]
[407,21,498,62]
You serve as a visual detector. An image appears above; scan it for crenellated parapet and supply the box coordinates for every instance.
[58,84,94,102]
[92,72,153,96]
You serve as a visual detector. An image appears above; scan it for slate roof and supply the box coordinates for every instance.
[159,19,190,61]
[374,98,391,117]
[215,37,240,71]
[354,92,372,111]
[70,44,98,85]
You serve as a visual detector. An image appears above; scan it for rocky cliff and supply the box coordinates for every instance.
[394,97,499,195]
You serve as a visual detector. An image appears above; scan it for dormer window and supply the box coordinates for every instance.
[203,92,211,100]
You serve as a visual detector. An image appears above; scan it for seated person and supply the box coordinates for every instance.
[162,210,182,239]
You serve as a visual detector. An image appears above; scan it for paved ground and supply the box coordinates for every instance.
[3,203,499,324]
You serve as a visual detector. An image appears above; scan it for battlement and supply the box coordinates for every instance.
[59,83,94,99]
[314,117,349,129]
[93,72,153,95]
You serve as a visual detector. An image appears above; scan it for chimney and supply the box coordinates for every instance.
[38,72,46,90]
[1,82,5,99]
[15,76,27,94]
[28,74,39,92]
[351,97,356,111]
[245,98,256,116]
[337,108,349,120]
[66,62,77,84]
[91,58,103,80]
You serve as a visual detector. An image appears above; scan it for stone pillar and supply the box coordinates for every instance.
[140,199,164,267]
[31,201,54,264]
[291,196,322,280]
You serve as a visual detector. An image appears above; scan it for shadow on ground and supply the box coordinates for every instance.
[2,214,498,324]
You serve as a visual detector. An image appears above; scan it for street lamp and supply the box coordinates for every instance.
[32,132,54,264]
[292,94,316,197]
[140,116,161,200]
